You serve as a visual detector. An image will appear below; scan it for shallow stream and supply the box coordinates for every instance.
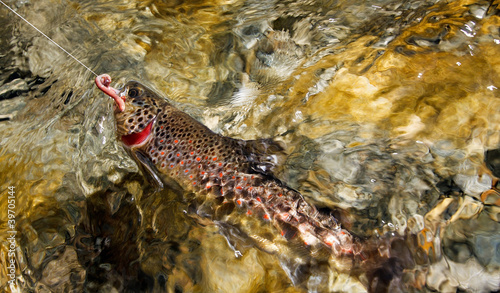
[0,0,499,292]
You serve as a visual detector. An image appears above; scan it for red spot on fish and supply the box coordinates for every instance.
[193,182,197,185]
[189,140,192,143]
[243,177,247,181]
[170,164,174,168]
[281,231,285,236]
[251,176,255,179]
[278,193,283,197]
[151,150,154,154]
[213,157,217,161]
[248,187,253,191]
[232,176,235,179]
[236,186,242,190]
[184,169,189,173]
[177,153,181,157]
[161,151,165,155]
[219,172,223,178]
[206,184,212,189]
[160,139,164,143]
[201,171,205,175]
[180,161,184,165]
[256,197,261,202]
[247,210,252,215]
[263,214,269,220]
[160,126,164,129]
[196,157,201,161]
[189,175,193,179]
[218,162,222,166]
[161,163,165,168]
[325,240,333,246]
[237,199,242,205]
[190,152,194,155]
[174,140,179,143]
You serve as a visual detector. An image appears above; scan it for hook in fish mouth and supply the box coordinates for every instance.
[95,74,125,111]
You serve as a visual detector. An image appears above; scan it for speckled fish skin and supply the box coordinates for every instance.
[111,80,358,257]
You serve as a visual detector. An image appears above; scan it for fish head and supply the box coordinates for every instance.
[97,74,183,188]
[96,74,167,148]
[113,80,166,147]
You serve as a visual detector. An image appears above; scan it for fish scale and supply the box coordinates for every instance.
[97,76,359,258]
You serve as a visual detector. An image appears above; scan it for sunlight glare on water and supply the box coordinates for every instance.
[0,0,499,292]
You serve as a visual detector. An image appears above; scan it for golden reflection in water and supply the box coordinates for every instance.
[244,2,500,152]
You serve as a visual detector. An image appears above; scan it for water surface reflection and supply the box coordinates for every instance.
[0,0,499,292]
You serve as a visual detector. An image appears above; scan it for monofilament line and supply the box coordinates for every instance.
[0,0,98,77]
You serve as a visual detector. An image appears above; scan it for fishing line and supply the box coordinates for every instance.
[0,0,98,77]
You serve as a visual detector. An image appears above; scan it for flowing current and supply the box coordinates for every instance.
[0,0,499,292]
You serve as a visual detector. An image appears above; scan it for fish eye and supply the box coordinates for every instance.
[128,88,140,98]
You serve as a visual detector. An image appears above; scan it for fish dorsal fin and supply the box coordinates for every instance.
[238,138,286,175]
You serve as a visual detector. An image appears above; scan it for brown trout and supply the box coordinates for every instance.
[95,74,361,262]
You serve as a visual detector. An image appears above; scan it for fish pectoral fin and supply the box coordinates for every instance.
[131,150,164,191]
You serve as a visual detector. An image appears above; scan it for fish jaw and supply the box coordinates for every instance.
[95,74,125,112]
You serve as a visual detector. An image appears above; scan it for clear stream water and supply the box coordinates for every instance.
[0,0,499,292]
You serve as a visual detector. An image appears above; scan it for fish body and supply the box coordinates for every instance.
[95,75,358,258]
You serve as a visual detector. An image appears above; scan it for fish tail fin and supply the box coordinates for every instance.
[312,212,416,292]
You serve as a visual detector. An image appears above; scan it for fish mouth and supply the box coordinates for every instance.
[121,119,154,147]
